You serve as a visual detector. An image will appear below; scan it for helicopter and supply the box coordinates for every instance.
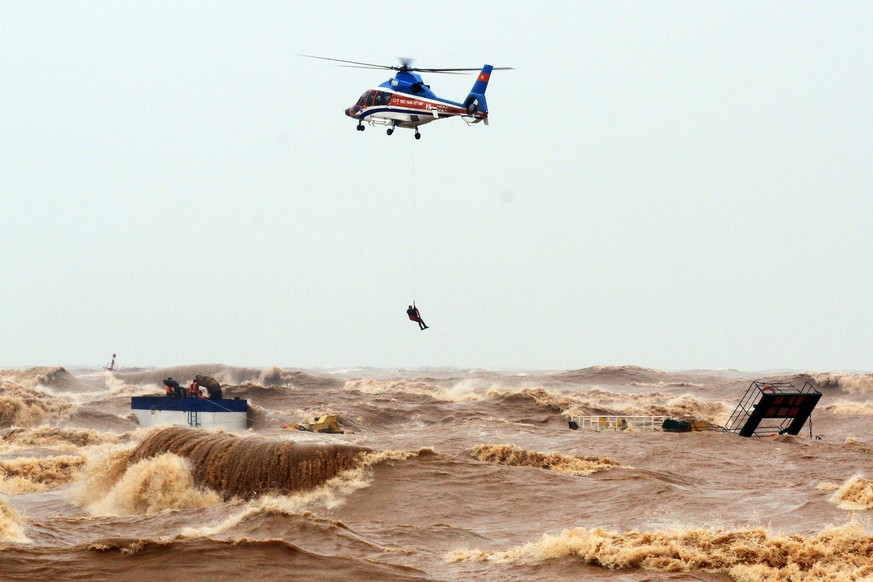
[301,55,512,139]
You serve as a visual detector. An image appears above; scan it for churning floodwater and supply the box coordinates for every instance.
[1,364,872,580]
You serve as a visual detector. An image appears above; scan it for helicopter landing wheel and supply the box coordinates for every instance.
[357,123,365,131]
[414,131,421,140]
[387,128,394,136]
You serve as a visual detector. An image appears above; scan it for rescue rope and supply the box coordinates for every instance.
[411,139,416,304]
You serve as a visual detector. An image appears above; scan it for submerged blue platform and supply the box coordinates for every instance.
[131,396,248,412]
[131,396,249,431]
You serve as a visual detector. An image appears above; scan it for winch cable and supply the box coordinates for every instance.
[411,139,417,307]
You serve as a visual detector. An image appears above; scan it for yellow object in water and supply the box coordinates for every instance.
[284,415,343,434]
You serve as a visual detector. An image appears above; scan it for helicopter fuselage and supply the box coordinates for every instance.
[344,69,491,136]
[345,87,485,129]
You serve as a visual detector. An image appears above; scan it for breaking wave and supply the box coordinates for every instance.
[447,522,873,579]
[180,449,423,538]
[256,366,341,388]
[636,394,728,422]
[342,380,729,423]
[113,365,339,391]
[830,475,873,511]
[104,377,159,398]
[814,373,873,394]
[0,455,85,494]
[551,365,733,387]
[471,444,623,476]
[126,426,370,500]
[554,365,676,385]
[0,382,78,427]
[845,438,873,455]
[824,400,873,416]
[0,426,126,451]
[343,378,487,402]
[77,452,221,516]
[74,448,133,505]
[488,387,575,413]
[0,496,29,543]
[0,367,82,391]
[489,387,728,423]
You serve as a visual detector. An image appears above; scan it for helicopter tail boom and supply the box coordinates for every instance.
[463,64,493,117]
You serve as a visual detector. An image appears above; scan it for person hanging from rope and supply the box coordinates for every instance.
[406,304,428,330]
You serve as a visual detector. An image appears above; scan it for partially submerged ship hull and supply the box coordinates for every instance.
[131,396,248,432]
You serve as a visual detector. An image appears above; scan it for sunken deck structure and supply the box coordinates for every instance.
[131,396,249,432]
[724,380,821,438]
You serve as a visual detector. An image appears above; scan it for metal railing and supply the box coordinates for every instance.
[568,415,668,431]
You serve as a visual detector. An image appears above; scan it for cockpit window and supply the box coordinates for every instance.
[356,90,392,107]
[357,90,378,107]
[375,91,392,106]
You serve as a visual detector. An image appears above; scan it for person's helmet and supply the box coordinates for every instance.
[408,305,413,309]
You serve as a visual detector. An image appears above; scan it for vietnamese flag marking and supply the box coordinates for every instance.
[478,73,490,82]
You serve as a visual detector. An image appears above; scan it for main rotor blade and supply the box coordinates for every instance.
[299,54,395,70]
[336,64,397,71]
[415,67,483,73]
[416,66,516,73]
[413,70,466,75]
[300,54,516,74]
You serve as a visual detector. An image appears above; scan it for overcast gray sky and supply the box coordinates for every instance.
[2,2,871,371]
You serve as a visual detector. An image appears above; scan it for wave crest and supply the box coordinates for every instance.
[471,444,623,476]
[447,523,873,579]
[814,373,873,394]
[0,383,78,427]
[488,387,728,423]
[0,367,78,389]
[830,475,873,510]
[0,496,29,543]
[79,452,221,516]
[179,449,424,538]
[824,400,873,416]
[113,365,339,391]
[343,378,484,402]
[0,426,125,450]
[0,455,85,494]
[343,378,430,395]
[127,426,370,500]
[844,438,873,455]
